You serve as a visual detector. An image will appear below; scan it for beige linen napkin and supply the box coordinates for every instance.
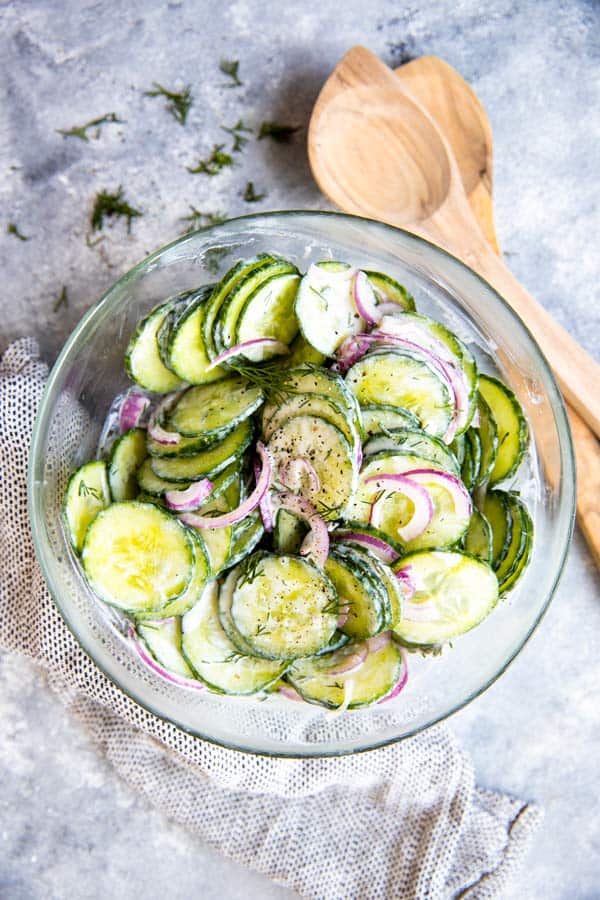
[0,337,541,899]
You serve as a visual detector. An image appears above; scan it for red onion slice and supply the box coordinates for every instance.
[181,442,272,529]
[272,490,329,569]
[165,479,214,512]
[129,625,205,691]
[378,646,409,703]
[366,631,392,653]
[255,460,274,532]
[336,599,351,629]
[206,338,289,370]
[147,392,183,446]
[278,684,303,701]
[332,531,399,564]
[366,473,434,542]
[119,390,151,431]
[394,565,416,600]
[402,468,472,520]
[352,270,379,325]
[279,456,321,493]
[328,644,369,675]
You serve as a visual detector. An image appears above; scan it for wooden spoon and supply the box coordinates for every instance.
[308,46,600,440]
[393,56,600,566]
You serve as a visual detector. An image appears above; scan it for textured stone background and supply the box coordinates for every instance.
[1,1,599,897]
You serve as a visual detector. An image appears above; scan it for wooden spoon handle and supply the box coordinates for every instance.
[567,407,600,567]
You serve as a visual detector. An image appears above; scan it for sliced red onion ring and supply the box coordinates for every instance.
[373,300,407,319]
[279,456,321,493]
[352,270,379,325]
[272,490,329,569]
[394,565,416,600]
[328,644,369,675]
[278,684,303,701]
[129,625,205,691]
[181,442,272,529]
[378,646,408,703]
[337,599,351,629]
[147,392,183,446]
[366,473,434,542]
[402,468,472,519]
[366,631,392,653]
[206,338,289,370]
[332,531,399,564]
[377,316,455,363]
[165,479,214,512]
[119,390,151,431]
[255,460,274,532]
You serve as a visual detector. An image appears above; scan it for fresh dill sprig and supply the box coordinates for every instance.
[221,119,252,152]
[237,553,265,587]
[78,480,102,500]
[57,112,124,141]
[315,499,341,522]
[203,246,229,275]
[228,359,296,406]
[90,187,142,233]
[7,222,28,241]
[144,83,193,125]
[243,181,265,203]
[180,206,227,233]
[53,285,68,313]
[322,598,341,616]
[219,58,243,87]
[258,121,300,143]
[187,144,233,176]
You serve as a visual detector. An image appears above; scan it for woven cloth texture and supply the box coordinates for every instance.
[0,338,541,899]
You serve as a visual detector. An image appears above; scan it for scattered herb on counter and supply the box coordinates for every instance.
[180,206,227,233]
[53,285,69,313]
[258,121,300,143]
[219,58,243,87]
[90,187,143,233]
[243,181,265,203]
[187,144,233,176]
[144,83,193,125]
[7,222,29,241]
[57,112,124,141]
[221,119,253,152]
[203,246,229,275]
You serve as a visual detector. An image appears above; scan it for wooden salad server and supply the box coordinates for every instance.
[392,54,600,567]
[308,46,600,443]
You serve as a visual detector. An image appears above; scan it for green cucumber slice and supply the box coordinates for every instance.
[228,554,339,660]
[332,542,400,630]
[287,638,404,709]
[62,460,111,553]
[324,548,387,640]
[108,428,147,501]
[393,550,498,646]
[475,394,499,487]
[495,493,533,592]
[363,427,460,475]
[168,376,263,438]
[295,261,362,355]
[364,270,415,310]
[361,403,421,438]
[482,490,512,569]
[267,415,357,516]
[462,508,493,564]
[182,581,287,695]
[136,458,191,496]
[479,375,529,485]
[461,428,482,492]
[275,365,363,437]
[166,285,225,385]
[345,349,453,439]
[149,419,253,482]
[135,529,210,619]
[282,333,327,368]
[234,272,301,356]
[125,301,184,394]
[198,524,232,575]
[137,618,194,678]
[81,502,194,613]
[203,255,274,360]
[273,509,308,554]
[262,392,359,453]
[226,510,265,568]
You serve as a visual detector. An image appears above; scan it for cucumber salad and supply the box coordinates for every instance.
[63,253,533,710]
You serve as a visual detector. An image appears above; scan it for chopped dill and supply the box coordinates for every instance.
[219,58,243,87]
[237,553,265,587]
[57,112,124,141]
[221,119,252,152]
[243,181,265,203]
[7,222,28,241]
[315,500,341,522]
[321,598,340,616]
[180,205,227,233]
[228,359,296,406]
[255,622,269,636]
[203,246,229,275]
[144,83,193,125]
[258,121,300,143]
[223,651,244,664]
[53,285,68,313]
[90,187,142,233]
[78,480,102,500]
[187,144,233,176]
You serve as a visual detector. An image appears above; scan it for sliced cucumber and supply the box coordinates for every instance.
[393,550,498,646]
[276,365,363,436]
[273,508,308,555]
[135,529,210,619]
[267,415,356,516]
[262,392,359,454]
[136,458,190,496]
[325,548,388,640]
[81,502,194,613]
[333,542,401,629]
[287,638,404,709]
[228,554,339,660]
[226,510,265,568]
[364,270,415,311]
[62,460,111,553]
[461,428,482,492]
[331,522,403,563]
[482,490,512,569]
[203,255,274,360]
[150,419,253,482]
[282,332,326,368]
[360,403,420,438]
[182,581,287,694]
[166,285,226,385]
[235,272,301,356]
[137,617,194,678]
[295,262,363,355]
[156,291,198,369]
[345,350,453,440]
[199,524,232,575]
[495,493,533,593]
[108,428,147,501]
[168,376,263,438]
[125,301,184,394]
[363,427,460,475]
[475,394,498,487]
[462,508,493,564]
[479,375,529,485]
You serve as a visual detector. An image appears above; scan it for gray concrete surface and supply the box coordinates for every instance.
[1,1,599,897]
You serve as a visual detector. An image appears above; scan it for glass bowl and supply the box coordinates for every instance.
[29,211,575,757]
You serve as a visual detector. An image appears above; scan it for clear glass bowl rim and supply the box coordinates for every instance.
[28,210,576,757]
